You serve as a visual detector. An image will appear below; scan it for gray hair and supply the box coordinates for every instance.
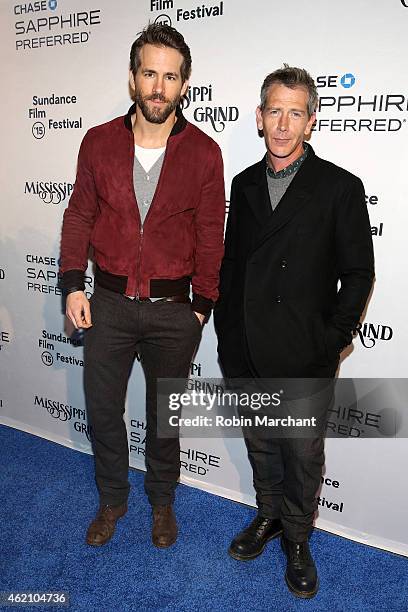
[259,64,318,117]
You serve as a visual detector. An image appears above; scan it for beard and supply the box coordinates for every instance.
[135,91,180,124]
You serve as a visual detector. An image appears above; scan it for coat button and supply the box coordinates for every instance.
[281,259,287,268]
[276,295,281,303]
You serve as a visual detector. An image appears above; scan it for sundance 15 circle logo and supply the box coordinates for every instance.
[41,350,54,366]
[49,0,58,9]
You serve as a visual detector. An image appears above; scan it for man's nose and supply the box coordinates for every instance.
[278,113,289,131]
[153,76,164,94]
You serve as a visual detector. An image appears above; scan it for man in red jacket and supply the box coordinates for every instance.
[60,23,225,548]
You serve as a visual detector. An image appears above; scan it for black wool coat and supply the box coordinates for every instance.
[214,145,375,379]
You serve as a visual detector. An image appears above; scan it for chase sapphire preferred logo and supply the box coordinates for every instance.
[314,72,408,132]
[14,2,101,51]
[26,252,94,298]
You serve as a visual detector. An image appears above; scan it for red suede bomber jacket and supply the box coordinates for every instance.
[60,104,225,315]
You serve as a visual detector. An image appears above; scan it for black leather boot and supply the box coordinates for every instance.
[228,515,283,560]
[281,537,318,598]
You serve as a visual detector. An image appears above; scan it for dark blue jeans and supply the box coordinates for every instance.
[84,284,202,507]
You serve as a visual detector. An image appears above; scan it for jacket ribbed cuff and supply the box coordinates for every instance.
[191,293,214,317]
[61,269,86,294]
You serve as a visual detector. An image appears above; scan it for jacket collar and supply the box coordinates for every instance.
[124,103,187,137]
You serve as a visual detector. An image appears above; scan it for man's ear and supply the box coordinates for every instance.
[256,106,263,132]
[181,79,189,98]
[305,111,316,136]
[129,70,136,93]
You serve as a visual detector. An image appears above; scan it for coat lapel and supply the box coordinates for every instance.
[255,145,321,247]
[243,157,272,227]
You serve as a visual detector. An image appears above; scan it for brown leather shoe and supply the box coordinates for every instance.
[86,503,127,547]
[152,505,178,548]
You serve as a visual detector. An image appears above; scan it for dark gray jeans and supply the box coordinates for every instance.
[84,284,202,507]
[233,370,332,542]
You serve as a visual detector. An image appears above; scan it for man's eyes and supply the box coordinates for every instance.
[142,72,177,80]
[268,110,303,118]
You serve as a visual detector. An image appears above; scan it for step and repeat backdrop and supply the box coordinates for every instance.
[1,0,407,555]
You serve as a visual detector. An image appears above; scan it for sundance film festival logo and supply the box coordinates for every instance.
[181,84,239,132]
[14,2,102,51]
[364,192,383,236]
[24,180,73,204]
[150,0,224,25]
[313,72,408,133]
[318,475,343,513]
[354,322,393,349]
[27,93,83,139]
[38,328,84,367]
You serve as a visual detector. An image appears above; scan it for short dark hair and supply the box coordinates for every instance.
[130,23,192,83]
[260,64,318,117]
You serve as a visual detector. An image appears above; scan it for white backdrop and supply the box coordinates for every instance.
[1,0,407,555]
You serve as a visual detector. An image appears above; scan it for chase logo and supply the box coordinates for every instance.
[316,73,356,88]
[340,73,356,88]
[14,1,56,14]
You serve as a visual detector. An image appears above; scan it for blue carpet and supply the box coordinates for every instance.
[0,425,407,612]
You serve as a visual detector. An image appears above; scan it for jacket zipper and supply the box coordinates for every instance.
[135,226,143,300]
[129,122,143,300]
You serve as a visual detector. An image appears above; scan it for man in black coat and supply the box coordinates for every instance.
[214,65,374,598]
